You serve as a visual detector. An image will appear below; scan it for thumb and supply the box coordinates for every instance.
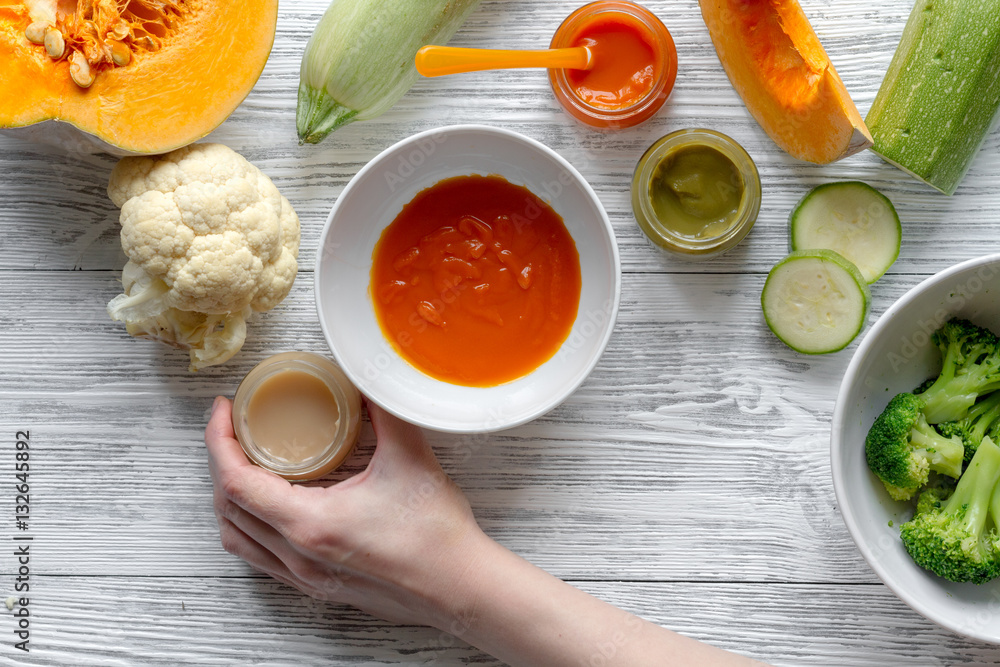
[365,400,442,476]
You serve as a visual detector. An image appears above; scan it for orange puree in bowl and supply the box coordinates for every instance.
[567,13,657,110]
[370,175,582,387]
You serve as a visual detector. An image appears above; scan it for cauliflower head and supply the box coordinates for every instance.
[106,143,300,371]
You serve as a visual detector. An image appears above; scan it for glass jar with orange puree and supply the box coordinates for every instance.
[548,1,677,129]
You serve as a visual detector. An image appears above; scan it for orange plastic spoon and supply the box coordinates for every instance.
[415,45,593,78]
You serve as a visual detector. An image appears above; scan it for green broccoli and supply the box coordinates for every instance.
[915,474,958,516]
[866,393,965,500]
[937,391,1000,464]
[918,319,1000,424]
[900,436,1000,584]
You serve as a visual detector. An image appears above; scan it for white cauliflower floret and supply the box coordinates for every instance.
[106,143,300,371]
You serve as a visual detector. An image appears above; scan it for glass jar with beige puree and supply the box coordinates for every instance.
[232,352,361,481]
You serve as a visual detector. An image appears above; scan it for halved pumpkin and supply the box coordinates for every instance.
[699,0,872,164]
[0,0,277,154]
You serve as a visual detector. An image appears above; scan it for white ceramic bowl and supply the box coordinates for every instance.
[315,125,621,433]
[832,254,1000,643]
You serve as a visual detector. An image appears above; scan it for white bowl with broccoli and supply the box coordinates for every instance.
[832,253,1000,643]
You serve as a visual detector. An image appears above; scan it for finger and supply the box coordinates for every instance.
[366,399,424,444]
[365,400,441,474]
[204,397,254,478]
[217,516,297,583]
[267,570,312,596]
[220,504,355,605]
[222,501,321,578]
[204,396,315,530]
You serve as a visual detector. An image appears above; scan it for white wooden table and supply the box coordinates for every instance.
[2,1,999,664]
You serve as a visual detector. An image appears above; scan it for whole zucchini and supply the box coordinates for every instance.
[297,0,482,144]
[866,0,1000,195]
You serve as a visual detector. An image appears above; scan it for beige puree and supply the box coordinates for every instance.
[247,369,341,464]
[232,351,362,480]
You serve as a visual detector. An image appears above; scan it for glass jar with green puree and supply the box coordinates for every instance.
[632,129,761,259]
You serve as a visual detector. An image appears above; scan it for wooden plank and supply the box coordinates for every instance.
[0,266,944,394]
[0,0,995,275]
[0,270,933,582]
[2,577,998,666]
[0,410,877,583]
[2,0,999,662]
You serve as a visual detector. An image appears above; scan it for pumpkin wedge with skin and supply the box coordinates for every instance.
[699,0,872,164]
[0,0,278,155]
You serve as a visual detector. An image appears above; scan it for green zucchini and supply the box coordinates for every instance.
[789,182,900,284]
[297,0,482,144]
[866,0,1000,195]
[761,250,871,355]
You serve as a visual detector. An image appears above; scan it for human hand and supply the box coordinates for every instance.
[204,396,489,627]
[206,396,771,666]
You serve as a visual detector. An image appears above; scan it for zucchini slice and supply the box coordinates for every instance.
[761,249,871,354]
[789,181,900,284]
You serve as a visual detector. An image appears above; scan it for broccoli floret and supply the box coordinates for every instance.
[866,393,965,500]
[919,319,1000,424]
[915,474,958,515]
[935,420,963,444]
[900,436,1000,583]
[937,391,1000,464]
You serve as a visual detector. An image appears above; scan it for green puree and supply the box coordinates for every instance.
[647,145,744,239]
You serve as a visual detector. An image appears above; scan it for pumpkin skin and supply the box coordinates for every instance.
[0,1,278,155]
[699,0,872,164]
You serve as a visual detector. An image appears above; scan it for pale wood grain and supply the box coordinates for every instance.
[4,577,1000,666]
[1,0,1000,664]
[0,271,967,585]
[1,0,997,275]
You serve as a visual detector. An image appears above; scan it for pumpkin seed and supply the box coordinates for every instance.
[69,51,95,88]
[109,40,131,66]
[111,21,131,40]
[43,27,65,59]
[24,20,49,44]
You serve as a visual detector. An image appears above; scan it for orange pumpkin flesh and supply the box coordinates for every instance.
[0,0,277,154]
[699,0,872,164]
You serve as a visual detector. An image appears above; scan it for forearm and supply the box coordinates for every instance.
[205,400,765,665]
[430,535,764,667]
